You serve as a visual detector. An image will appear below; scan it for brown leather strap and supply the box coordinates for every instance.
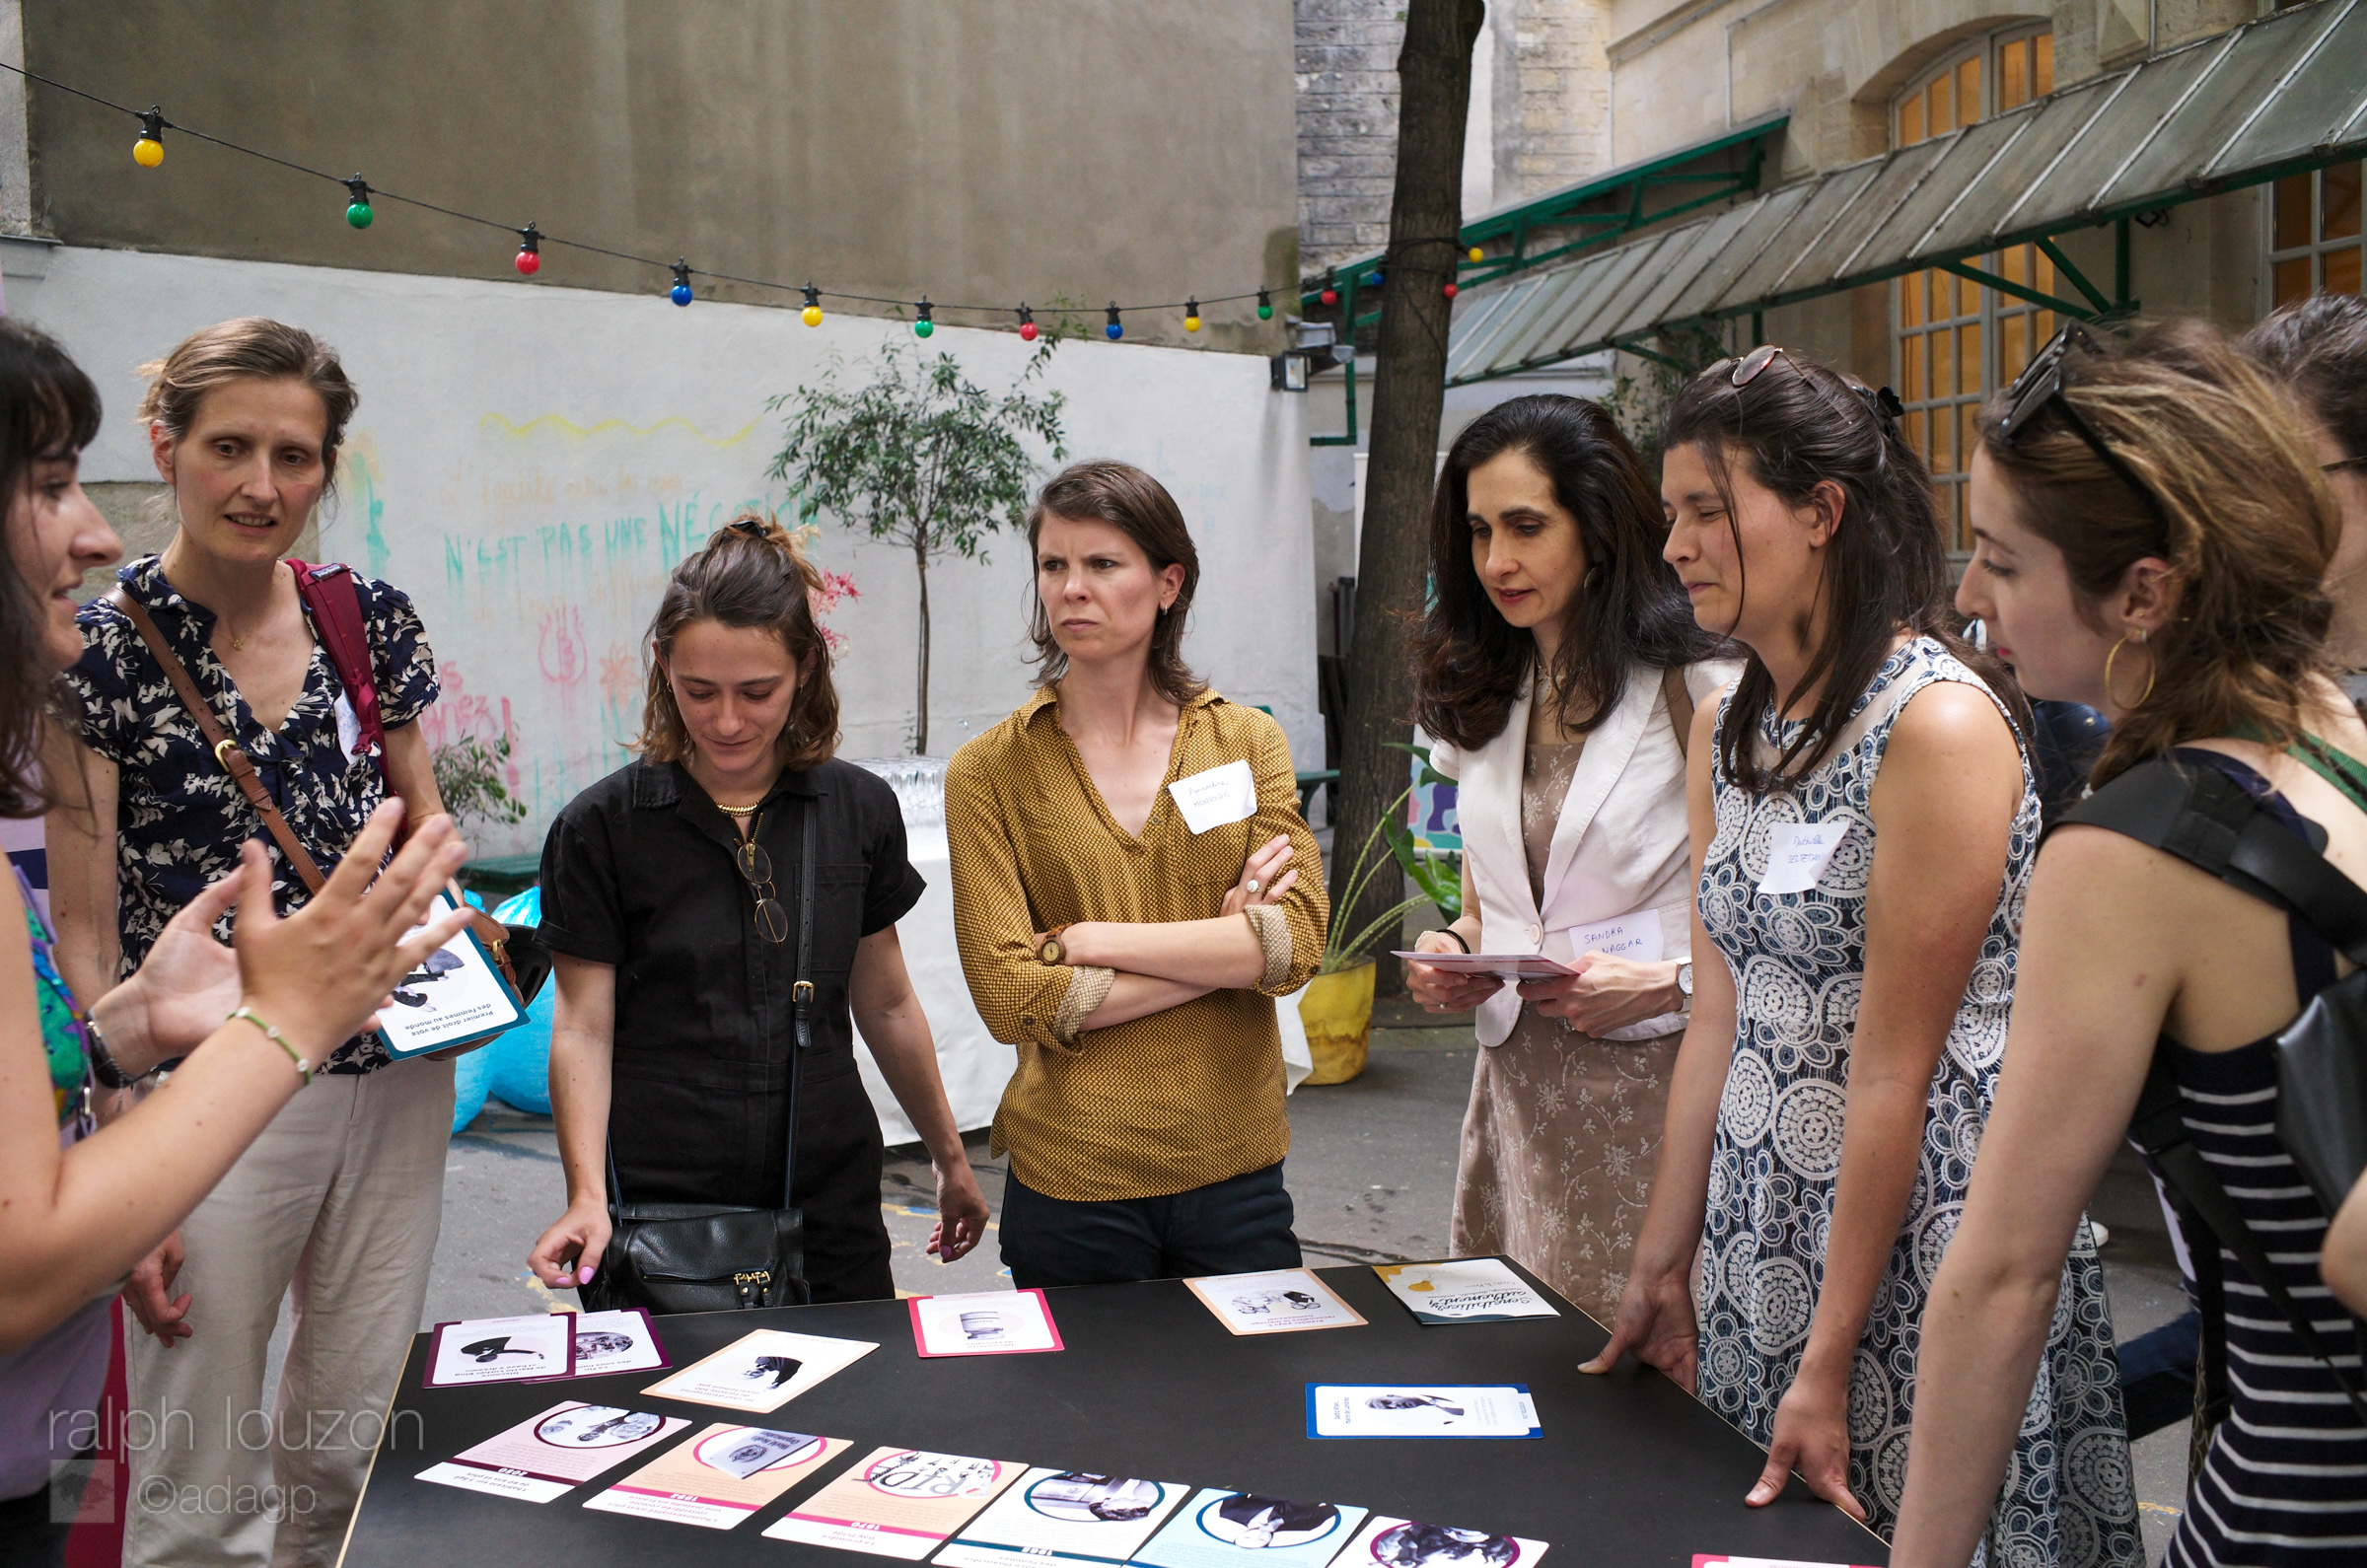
[1662,665,1695,760]
[108,588,328,894]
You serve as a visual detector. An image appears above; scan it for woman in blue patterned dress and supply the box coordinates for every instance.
[1895,324,2367,1567]
[1584,344,2139,1564]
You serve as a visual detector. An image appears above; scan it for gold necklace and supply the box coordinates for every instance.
[715,801,761,818]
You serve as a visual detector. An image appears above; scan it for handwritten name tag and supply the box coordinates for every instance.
[1560,909,1664,964]
[1758,820,1852,895]
[1168,759,1258,834]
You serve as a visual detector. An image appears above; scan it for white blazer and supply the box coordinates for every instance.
[1429,658,1741,1047]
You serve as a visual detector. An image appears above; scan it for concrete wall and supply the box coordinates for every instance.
[14,246,1320,858]
[20,0,1298,355]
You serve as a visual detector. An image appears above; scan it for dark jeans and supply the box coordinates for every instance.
[2117,1309,2202,1440]
[1000,1161,1302,1288]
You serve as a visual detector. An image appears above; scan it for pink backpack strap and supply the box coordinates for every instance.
[289,560,388,769]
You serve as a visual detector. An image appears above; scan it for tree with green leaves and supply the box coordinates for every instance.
[767,339,1067,753]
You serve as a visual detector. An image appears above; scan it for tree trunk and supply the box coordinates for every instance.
[1330,0,1485,996]
[914,543,932,754]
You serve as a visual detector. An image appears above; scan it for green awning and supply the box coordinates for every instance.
[1446,0,2367,385]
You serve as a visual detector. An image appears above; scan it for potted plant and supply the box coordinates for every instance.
[1296,783,1441,1085]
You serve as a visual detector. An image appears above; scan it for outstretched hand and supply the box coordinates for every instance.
[1749,1368,1866,1521]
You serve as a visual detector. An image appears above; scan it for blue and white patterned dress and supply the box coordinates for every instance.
[1694,638,2140,1565]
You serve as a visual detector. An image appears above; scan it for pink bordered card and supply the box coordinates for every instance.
[908,1288,1063,1357]
[425,1312,575,1389]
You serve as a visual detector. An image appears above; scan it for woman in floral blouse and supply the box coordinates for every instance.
[44,318,455,1568]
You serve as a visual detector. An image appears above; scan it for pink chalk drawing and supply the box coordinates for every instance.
[811,565,859,654]
[538,606,590,691]
[598,643,639,714]
[420,663,521,790]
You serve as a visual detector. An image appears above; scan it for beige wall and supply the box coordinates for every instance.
[24,0,1299,354]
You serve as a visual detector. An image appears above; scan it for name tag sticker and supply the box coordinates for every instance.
[1562,910,1663,964]
[1168,759,1258,835]
[1758,820,1852,895]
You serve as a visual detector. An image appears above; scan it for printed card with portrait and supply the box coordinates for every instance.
[1184,1269,1366,1336]
[1132,1488,1370,1568]
[414,1400,688,1504]
[1337,1517,1548,1568]
[641,1327,876,1414]
[761,1446,1025,1559]
[1306,1385,1541,1439]
[582,1425,846,1530]
[425,1312,575,1388]
[936,1467,1190,1568]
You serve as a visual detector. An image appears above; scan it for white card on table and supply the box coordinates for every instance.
[1168,759,1258,834]
[1372,1258,1558,1324]
[414,1400,686,1504]
[1184,1269,1367,1335]
[1757,821,1851,895]
[581,1424,844,1530]
[936,1467,1190,1568]
[1307,1385,1540,1439]
[1340,1517,1549,1568]
[425,1313,574,1388]
[640,1327,876,1413]
[910,1289,1063,1356]
[1133,1488,1368,1568]
[537,1309,667,1380]
[1691,1558,1882,1568]
[762,1446,1025,1559]
[1561,909,1663,964]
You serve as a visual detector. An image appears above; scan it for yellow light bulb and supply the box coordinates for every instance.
[1467,246,1483,264]
[1184,316,1201,333]
[802,305,823,327]
[134,137,164,169]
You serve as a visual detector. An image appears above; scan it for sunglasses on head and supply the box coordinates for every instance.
[1707,343,1905,424]
[1997,322,2172,535]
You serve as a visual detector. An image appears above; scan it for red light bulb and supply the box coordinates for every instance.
[515,249,539,276]
[1320,287,1337,306]
[1020,321,1039,342]
[1442,281,1458,299]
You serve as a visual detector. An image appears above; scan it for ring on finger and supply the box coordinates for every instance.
[1246,878,1261,894]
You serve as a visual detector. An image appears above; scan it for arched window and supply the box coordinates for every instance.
[1893,26,2053,550]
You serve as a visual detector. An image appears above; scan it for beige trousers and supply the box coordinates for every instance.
[123,1056,452,1568]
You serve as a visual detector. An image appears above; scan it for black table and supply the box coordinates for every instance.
[338,1261,1884,1566]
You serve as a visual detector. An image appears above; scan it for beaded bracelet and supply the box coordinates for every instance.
[226,1006,312,1083]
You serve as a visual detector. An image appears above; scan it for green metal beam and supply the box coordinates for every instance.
[1935,259,2097,321]
[2036,237,2112,313]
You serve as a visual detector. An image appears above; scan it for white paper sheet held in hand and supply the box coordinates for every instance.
[1757,820,1851,895]
[1339,1516,1550,1568]
[936,1468,1190,1568]
[1308,1385,1540,1439]
[1168,759,1258,833]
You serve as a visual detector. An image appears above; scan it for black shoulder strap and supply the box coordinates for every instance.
[784,796,816,1209]
[2072,756,2367,1422]
[2066,755,2367,965]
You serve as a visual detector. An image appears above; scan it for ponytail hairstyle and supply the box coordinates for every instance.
[638,515,842,771]
[137,318,359,497]
[1661,346,2025,792]
[1975,319,2337,786]
[0,321,103,820]
[1413,393,1724,748]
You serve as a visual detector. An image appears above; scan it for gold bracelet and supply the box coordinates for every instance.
[226,1006,312,1083]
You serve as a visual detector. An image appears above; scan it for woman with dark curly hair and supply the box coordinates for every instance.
[1401,394,1734,1322]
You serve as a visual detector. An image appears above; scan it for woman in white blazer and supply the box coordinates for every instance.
[1405,395,1737,1322]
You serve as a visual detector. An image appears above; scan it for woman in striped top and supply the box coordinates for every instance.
[1891,321,2367,1568]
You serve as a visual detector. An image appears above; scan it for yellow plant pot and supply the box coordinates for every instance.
[1297,959,1376,1085]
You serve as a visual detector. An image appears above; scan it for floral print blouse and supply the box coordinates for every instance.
[60,555,440,1074]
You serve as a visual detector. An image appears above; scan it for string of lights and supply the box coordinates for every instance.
[10,60,1490,341]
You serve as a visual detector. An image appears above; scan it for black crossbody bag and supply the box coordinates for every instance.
[2065,756,2367,1440]
[582,801,817,1313]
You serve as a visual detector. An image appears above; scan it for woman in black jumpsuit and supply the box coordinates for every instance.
[527,518,986,1301]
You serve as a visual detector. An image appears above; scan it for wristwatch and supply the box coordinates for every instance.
[82,1010,140,1091]
[1675,961,1695,1008]
[1036,925,1072,965]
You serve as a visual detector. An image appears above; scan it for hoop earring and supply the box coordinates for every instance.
[2104,631,2156,710]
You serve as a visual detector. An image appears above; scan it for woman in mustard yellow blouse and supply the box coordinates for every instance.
[946,460,1328,1288]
